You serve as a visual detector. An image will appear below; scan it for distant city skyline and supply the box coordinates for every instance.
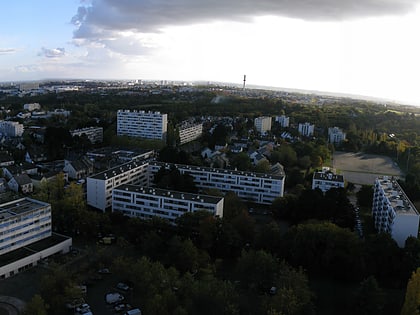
[1,1,420,105]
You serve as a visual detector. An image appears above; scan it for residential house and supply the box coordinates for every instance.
[8,173,33,194]
[63,158,94,180]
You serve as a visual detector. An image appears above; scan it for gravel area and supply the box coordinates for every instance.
[332,151,404,185]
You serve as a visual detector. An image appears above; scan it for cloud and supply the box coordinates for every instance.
[38,47,65,58]
[72,0,420,38]
[0,48,17,55]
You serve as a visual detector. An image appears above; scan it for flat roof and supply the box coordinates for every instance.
[114,184,223,204]
[90,160,148,180]
[376,177,419,216]
[150,161,285,180]
[0,233,71,267]
[0,198,50,220]
[313,171,344,183]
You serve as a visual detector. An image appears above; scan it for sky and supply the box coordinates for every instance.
[1,0,420,105]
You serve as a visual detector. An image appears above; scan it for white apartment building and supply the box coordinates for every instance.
[117,110,168,140]
[148,162,285,204]
[312,168,345,192]
[0,121,24,137]
[372,176,420,247]
[275,115,290,128]
[328,127,346,144]
[254,117,272,134]
[0,198,72,278]
[87,160,150,211]
[70,127,104,144]
[112,184,224,223]
[298,122,314,137]
[23,103,41,111]
[178,121,203,145]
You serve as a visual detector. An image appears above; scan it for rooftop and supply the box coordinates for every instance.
[150,161,285,180]
[0,233,70,267]
[0,198,50,220]
[90,160,148,180]
[376,176,419,216]
[313,171,344,183]
[115,184,223,204]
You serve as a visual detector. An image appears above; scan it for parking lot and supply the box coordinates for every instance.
[0,240,141,315]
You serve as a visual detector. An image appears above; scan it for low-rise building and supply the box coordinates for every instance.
[8,174,34,194]
[372,176,420,247]
[70,127,103,144]
[23,103,41,111]
[112,185,223,223]
[312,168,345,192]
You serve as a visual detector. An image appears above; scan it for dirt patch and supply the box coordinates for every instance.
[332,151,404,185]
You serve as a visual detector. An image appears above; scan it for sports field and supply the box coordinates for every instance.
[332,151,404,185]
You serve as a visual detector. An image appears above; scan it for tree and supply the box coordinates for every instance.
[255,159,271,173]
[281,222,364,280]
[356,185,373,207]
[353,276,385,315]
[231,152,252,171]
[401,268,420,315]
[23,294,48,315]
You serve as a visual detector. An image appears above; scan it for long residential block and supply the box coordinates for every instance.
[112,184,224,223]
[148,162,285,204]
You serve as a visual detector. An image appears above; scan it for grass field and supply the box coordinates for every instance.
[332,151,403,185]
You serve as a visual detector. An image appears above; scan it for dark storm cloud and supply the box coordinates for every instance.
[72,0,420,37]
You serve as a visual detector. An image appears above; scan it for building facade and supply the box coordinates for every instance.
[117,110,168,140]
[112,184,224,223]
[328,127,346,144]
[87,160,150,211]
[298,122,314,137]
[254,117,272,134]
[70,127,104,144]
[0,198,72,279]
[148,162,285,204]
[0,198,51,255]
[23,103,41,111]
[275,115,290,128]
[0,121,24,137]
[372,176,420,247]
[178,122,203,145]
[312,168,345,192]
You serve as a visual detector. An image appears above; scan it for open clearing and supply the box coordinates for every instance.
[332,151,404,185]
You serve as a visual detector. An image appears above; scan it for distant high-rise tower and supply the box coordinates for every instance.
[243,75,246,90]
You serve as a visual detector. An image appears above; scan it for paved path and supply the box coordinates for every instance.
[0,296,25,315]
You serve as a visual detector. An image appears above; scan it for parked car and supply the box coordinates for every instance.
[98,268,111,274]
[116,282,131,291]
[105,292,124,304]
[76,303,91,313]
[114,303,131,312]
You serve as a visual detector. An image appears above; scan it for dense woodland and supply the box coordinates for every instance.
[2,88,420,314]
